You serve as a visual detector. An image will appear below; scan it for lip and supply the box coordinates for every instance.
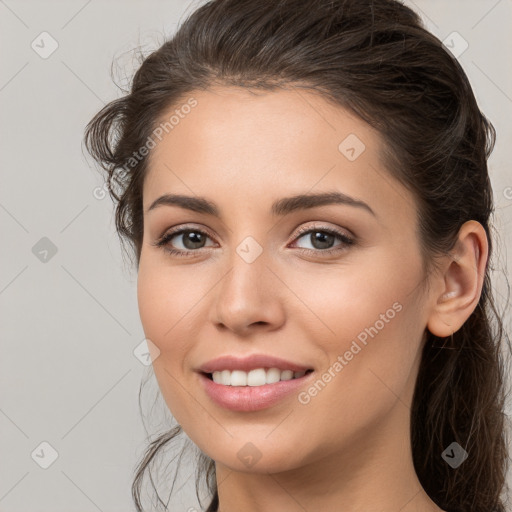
[197,354,313,373]
[198,371,315,412]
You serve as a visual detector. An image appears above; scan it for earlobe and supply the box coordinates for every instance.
[426,221,488,338]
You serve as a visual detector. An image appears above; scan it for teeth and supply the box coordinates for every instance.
[211,368,309,386]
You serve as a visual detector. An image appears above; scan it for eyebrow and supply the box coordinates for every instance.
[146,191,376,218]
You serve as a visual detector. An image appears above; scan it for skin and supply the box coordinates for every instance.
[137,86,488,512]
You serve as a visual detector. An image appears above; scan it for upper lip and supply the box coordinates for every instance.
[197,354,313,374]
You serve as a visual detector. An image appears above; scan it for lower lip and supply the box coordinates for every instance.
[198,372,314,412]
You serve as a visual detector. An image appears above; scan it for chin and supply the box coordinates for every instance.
[208,441,307,475]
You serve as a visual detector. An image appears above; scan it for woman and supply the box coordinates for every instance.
[84,0,510,510]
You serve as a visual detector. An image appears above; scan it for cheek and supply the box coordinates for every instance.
[292,292,422,459]
[136,266,198,430]
[285,258,412,351]
[291,255,424,407]
[137,261,203,348]
[137,272,170,353]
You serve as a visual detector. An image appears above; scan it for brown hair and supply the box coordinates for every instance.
[84,0,511,510]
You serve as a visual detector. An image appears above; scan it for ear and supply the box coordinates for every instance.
[426,220,489,337]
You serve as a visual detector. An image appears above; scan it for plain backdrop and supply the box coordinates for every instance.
[1,1,511,511]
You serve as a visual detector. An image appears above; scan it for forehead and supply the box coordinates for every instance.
[149,85,379,162]
[143,86,416,226]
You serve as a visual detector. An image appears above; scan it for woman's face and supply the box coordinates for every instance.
[137,86,432,474]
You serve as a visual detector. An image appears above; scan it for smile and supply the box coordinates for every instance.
[208,368,313,386]
[199,370,315,412]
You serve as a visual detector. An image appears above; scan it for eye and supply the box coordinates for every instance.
[152,223,355,258]
[290,224,355,254]
[152,227,216,258]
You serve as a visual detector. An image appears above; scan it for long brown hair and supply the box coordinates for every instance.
[84,0,511,510]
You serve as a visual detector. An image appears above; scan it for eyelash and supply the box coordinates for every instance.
[152,224,355,258]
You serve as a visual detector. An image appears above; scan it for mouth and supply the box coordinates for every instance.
[202,368,315,387]
[198,367,315,412]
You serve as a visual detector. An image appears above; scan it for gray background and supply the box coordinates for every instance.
[1,1,511,511]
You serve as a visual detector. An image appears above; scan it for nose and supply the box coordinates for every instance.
[210,249,286,337]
